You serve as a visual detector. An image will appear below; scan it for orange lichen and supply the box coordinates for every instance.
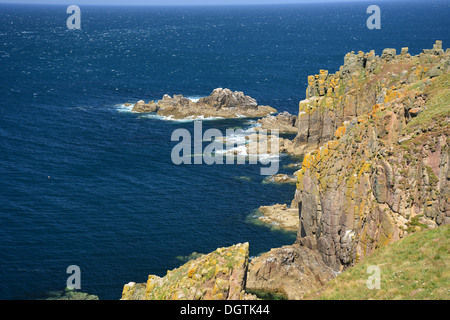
[335,126,346,139]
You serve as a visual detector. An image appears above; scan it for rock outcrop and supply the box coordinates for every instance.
[132,100,159,113]
[257,111,298,133]
[293,42,449,155]
[246,244,336,300]
[257,203,299,231]
[132,88,276,119]
[121,243,254,300]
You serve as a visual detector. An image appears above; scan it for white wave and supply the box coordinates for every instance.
[214,144,248,156]
[187,96,204,103]
[139,114,224,122]
[116,103,136,113]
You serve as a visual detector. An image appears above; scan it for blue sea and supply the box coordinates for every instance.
[0,0,448,300]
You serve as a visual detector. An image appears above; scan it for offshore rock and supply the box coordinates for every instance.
[264,173,297,184]
[257,203,299,231]
[134,88,276,119]
[244,132,295,156]
[197,88,258,110]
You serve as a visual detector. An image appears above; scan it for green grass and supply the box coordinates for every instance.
[306,224,449,300]
[404,72,450,134]
[404,215,429,233]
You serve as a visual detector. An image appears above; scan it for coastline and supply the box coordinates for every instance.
[120,40,449,300]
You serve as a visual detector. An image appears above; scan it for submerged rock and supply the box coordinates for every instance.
[264,173,297,184]
[257,203,299,231]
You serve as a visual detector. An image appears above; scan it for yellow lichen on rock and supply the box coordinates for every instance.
[121,243,251,300]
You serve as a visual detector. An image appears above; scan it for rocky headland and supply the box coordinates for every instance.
[131,88,277,119]
[122,41,449,300]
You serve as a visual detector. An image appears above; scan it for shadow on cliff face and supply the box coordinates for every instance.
[245,288,288,300]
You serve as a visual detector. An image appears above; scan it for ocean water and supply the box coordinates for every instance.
[0,1,449,300]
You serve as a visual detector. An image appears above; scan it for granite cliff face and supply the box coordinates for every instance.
[292,40,449,272]
[247,41,449,298]
[293,41,448,155]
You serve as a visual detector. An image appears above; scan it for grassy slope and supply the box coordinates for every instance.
[405,71,450,134]
[305,225,449,300]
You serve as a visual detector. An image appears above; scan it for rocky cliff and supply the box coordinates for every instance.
[293,41,448,155]
[292,40,449,271]
[122,41,449,300]
[247,41,449,298]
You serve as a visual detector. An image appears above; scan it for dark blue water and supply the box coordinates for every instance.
[0,1,449,300]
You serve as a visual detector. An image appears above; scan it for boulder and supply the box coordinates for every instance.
[381,48,397,61]
[132,100,159,113]
[257,111,298,133]
[246,244,336,300]
[257,203,299,231]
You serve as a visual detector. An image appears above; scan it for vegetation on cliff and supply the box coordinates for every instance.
[306,224,449,300]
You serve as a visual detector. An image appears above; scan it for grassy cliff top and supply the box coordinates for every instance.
[306,225,449,300]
